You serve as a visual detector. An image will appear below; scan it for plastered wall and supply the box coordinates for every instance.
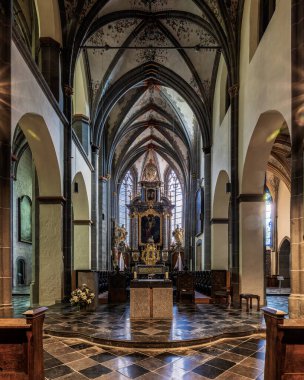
[13,149,33,287]
[239,0,291,183]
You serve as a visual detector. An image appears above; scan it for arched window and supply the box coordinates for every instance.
[265,188,273,248]
[167,170,183,236]
[119,171,134,244]
[17,258,26,285]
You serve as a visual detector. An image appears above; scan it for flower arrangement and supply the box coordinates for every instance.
[70,283,95,309]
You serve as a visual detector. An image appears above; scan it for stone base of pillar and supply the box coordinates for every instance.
[289,294,304,318]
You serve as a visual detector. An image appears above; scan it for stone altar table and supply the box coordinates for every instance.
[130,279,173,319]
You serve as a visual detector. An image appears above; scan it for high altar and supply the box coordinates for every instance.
[127,164,174,265]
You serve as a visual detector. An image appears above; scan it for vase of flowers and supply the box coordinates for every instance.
[70,283,95,311]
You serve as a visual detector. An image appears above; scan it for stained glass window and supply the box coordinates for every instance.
[119,171,134,244]
[167,170,183,237]
[265,188,273,248]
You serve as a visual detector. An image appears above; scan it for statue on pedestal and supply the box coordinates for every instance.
[113,223,128,247]
[173,224,184,246]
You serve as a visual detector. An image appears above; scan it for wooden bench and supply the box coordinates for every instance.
[240,293,260,312]
[263,307,304,379]
[0,307,47,380]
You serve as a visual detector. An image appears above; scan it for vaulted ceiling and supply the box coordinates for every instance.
[61,0,242,188]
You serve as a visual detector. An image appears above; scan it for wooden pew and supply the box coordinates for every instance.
[0,307,47,380]
[263,307,304,379]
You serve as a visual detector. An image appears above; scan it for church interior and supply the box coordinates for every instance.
[0,0,304,379]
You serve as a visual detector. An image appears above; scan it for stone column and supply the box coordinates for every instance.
[163,215,168,250]
[30,169,39,307]
[37,197,64,305]
[0,1,12,315]
[229,84,240,305]
[63,85,73,300]
[211,219,229,270]
[239,195,265,305]
[98,176,108,270]
[91,146,99,270]
[39,37,61,101]
[289,0,304,318]
[73,220,92,270]
[203,148,211,270]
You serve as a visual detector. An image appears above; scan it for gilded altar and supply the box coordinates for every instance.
[141,243,160,265]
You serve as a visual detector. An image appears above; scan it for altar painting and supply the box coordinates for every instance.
[139,212,162,245]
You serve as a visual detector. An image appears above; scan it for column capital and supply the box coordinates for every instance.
[91,144,100,154]
[228,84,239,98]
[64,84,73,97]
[238,194,264,203]
[37,196,66,205]
[73,220,93,225]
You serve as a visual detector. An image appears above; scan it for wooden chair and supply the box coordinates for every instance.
[213,286,233,306]
[176,271,195,303]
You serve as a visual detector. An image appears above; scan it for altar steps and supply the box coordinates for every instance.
[194,291,212,304]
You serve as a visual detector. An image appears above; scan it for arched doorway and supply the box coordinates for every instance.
[16,259,26,285]
[240,110,290,303]
[15,113,63,306]
[278,238,290,288]
[196,239,203,271]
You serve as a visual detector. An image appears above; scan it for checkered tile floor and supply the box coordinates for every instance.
[44,303,265,345]
[43,334,266,379]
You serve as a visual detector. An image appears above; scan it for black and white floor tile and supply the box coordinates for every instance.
[43,334,266,380]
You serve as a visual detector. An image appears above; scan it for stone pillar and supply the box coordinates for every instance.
[203,148,211,270]
[239,195,265,305]
[229,83,240,305]
[289,0,304,318]
[30,168,39,307]
[73,220,92,270]
[163,215,168,250]
[91,146,99,270]
[98,176,108,270]
[211,219,229,270]
[63,85,73,300]
[39,37,61,101]
[0,1,12,315]
[37,197,64,305]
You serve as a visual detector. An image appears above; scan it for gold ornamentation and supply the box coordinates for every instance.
[141,243,160,265]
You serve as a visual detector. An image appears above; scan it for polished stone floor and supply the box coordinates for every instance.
[44,303,265,347]
[7,296,288,379]
[43,334,266,380]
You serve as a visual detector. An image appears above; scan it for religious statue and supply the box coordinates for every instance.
[173,224,184,246]
[113,223,128,247]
